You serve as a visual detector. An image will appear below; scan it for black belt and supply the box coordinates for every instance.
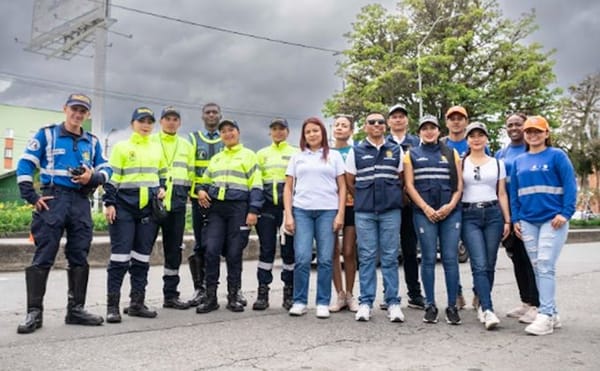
[462,200,498,209]
[41,185,89,195]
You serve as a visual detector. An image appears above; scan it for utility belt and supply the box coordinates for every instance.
[461,200,498,209]
[41,184,92,197]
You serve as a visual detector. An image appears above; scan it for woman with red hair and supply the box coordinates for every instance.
[284,117,346,318]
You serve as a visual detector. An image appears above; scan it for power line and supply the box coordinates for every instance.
[0,71,307,121]
[94,1,344,55]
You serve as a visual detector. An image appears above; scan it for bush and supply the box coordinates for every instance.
[570,218,600,228]
[0,202,34,234]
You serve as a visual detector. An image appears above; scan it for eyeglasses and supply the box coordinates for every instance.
[474,166,481,181]
[366,119,386,126]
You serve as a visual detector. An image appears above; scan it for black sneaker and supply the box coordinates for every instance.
[423,305,438,323]
[408,296,425,310]
[379,302,388,310]
[445,306,462,325]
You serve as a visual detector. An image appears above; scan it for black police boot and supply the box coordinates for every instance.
[227,284,245,312]
[237,288,248,307]
[196,285,219,314]
[187,254,206,307]
[252,284,270,311]
[106,293,122,323]
[17,266,49,334]
[127,292,157,318]
[163,296,191,310]
[282,285,294,310]
[65,265,104,326]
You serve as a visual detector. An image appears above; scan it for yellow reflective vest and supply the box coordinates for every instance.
[188,130,224,198]
[201,143,264,213]
[104,132,167,210]
[151,131,194,212]
[256,141,298,206]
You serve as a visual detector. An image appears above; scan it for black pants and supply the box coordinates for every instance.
[159,209,186,299]
[400,206,422,299]
[204,200,249,287]
[504,232,539,306]
[256,202,294,286]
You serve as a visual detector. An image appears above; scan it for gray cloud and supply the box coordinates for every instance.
[1,0,598,150]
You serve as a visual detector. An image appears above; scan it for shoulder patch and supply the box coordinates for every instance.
[27,138,41,151]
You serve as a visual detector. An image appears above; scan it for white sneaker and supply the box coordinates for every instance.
[288,303,307,316]
[506,303,531,318]
[315,305,330,319]
[477,306,485,323]
[346,293,359,312]
[518,306,538,324]
[525,313,553,335]
[355,304,371,322]
[329,291,347,312]
[552,314,562,329]
[484,310,500,330]
[387,304,405,323]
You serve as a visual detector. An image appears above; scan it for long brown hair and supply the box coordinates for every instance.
[300,117,329,160]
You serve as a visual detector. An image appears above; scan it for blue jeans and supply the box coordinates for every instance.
[461,205,503,311]
[520,220,568,316]
[292,208,336,306]
[414,210,461,307]
[355,210,401,307]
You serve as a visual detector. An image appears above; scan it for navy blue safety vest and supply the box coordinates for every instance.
[353,141,403,213]
[409,143,458,212]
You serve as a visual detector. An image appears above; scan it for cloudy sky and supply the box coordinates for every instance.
[0,0,599,150]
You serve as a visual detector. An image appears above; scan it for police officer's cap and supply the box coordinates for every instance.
[131,107,156,122]
[218,119,239,131]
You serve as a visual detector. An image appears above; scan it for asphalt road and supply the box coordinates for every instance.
[0,242,599,370]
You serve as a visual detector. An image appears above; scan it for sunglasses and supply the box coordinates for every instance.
[366,119,386,126]
[474,166,481,181]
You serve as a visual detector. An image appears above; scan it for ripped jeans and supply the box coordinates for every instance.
[519,220,568,317]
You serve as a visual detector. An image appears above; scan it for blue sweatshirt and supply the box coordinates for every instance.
[495,143,527,188]
[509,147,577,223]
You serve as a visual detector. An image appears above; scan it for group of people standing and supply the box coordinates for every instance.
[15,93,576,337]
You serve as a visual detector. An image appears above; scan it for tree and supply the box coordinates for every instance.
[557,72,600,195]
[324,0,561,149]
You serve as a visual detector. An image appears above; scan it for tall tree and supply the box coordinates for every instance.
[557,72,600,195]
[324,0,561,148]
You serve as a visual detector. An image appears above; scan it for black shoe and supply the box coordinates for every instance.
[237,289,247,307]
[187,254,205,307]
[196,286,219,314]
[379,302,388,310]
[445,306,462,325]
[106,293,121,324]
[423,305,439,324]
[65,305,104,326]
[127,292,157,318]
[282,286,293,310]
[163,297,191,310]
[407,296,426,310]
[252,285,270,311]
[188,287,206,307]
[17,309,43,334]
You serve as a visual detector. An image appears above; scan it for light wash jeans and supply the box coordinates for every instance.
[520,220,568,316]
[461,205,504,311]
[292,207,336,306]
[414,210,461,307]
[355,209,401,307]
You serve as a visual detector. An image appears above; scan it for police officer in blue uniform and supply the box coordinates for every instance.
[16,93,110,334]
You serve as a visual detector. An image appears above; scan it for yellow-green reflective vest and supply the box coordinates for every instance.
[256,141,299,206]
[189,130,224,198]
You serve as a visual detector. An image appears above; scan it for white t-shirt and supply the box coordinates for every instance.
[286,148,345,210]
[462,157,506,203]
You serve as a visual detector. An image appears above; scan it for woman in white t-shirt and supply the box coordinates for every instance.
[283,117,346,319]
[461,122,510,330]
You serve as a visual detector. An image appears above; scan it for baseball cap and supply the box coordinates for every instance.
[270,118,289,128]
[445,105,468,119]
[65,93,91,111]
[131,107,155,122]
[218,119,239,131]
[160,106,180,119]
[388,104,408,116]
[523,115,550,132]
[465,122,489,137]
[418,115,440,130]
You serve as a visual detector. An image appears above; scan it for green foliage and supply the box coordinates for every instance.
[0,202,34,234]
[570,218,600,228]
[324,0,561,143]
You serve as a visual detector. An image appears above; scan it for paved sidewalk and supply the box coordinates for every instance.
[0,242,599,370]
